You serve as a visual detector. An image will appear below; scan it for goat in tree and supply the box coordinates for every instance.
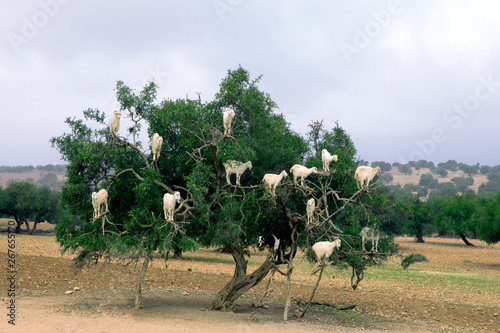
[312,239,341,264]
[223,108,235,136]
[306,198,315,226]
[354,166,381,189]
[321,149,338,172]
[262,170,288,196]
[91,189,109,219]
[290,164,317,186]
[258,234,280,260]
[223,160,252,186]
[163,191,182,222]
[360,227,379,252]
[110,110,121,135]
[151,133,163,162]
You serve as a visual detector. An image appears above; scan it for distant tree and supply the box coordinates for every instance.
[392,162,401,167]
[417,187,428,197]
[371,161,391,172]
[437,182,458,196]
[434,193,478,246]
[428,182,458,201]
[398,164,413,175]
[37,172,64,190]
[438,160,457,170]
[451,177,473,193]
[492,165,500,173]
[415,160,428,170]
[403,183,419,192]
[480,165,492,175]
[357,159,369,166]
[461,163,480,176]
[418,174,434,187]
[386,184,413,199]
[435,166,448,177]
[0,180,61,233]
[478,173,500,197]
[405,195,432,243]
[426,161,436,169]
[379,173,393,184]
[476,193,500,244]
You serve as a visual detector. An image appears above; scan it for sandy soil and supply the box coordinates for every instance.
[0,230,499,332]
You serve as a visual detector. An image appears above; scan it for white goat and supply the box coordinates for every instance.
[321,149,338,172]
[312,238,341,263]
[262,170,288,196]
[91,189,108,219]
[360,227,379,252]
[151,133,163,162]
[306,198,315,226]
[223,160,252,186]
[290,164,317,186]
[110,110,121,135]
[163,191,182,222]
[223,108,235,136]
[355,166,381,189]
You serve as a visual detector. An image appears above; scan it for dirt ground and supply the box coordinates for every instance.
[0,227,499,332]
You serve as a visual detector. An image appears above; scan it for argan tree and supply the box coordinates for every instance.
[0,180,61,234]
[51,66,398,317]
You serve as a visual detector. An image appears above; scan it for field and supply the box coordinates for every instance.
[0,220,499,332]
[387,167,489,193]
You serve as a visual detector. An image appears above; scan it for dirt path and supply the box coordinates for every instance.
[0,233,499,332]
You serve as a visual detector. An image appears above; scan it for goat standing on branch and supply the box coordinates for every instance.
[290,164,317,186]
[223,108,235,136]
[110,110,121,136]
[262,170,288,196]
[312,238,341,264]
[306,198,315,227]
[321,149,338,172]
[92,189,109,219]
[354,166,380,189]
[151,133,163,163]
[258,234,280,260]
[360,227,379,252]
[163,191,182,222]
[223,160,252,186]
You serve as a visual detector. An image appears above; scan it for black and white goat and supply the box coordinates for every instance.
[258,234,280,260]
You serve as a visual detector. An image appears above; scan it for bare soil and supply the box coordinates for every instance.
[0,226,499,332]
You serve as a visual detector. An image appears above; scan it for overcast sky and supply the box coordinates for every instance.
[2,1,500,167]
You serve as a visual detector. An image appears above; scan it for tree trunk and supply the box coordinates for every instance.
[15,218,22,234]
[24,221,31,234]
[415,225,425,243]
[135,254,151,309]
[209,246,274,311]
[29,217,41,235]
[458,232,475,246]
[29,221,39,235]
[173,248,182,259]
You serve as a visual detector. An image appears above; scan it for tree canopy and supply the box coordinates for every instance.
[0,180,61,234]
[50,66,404,316]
